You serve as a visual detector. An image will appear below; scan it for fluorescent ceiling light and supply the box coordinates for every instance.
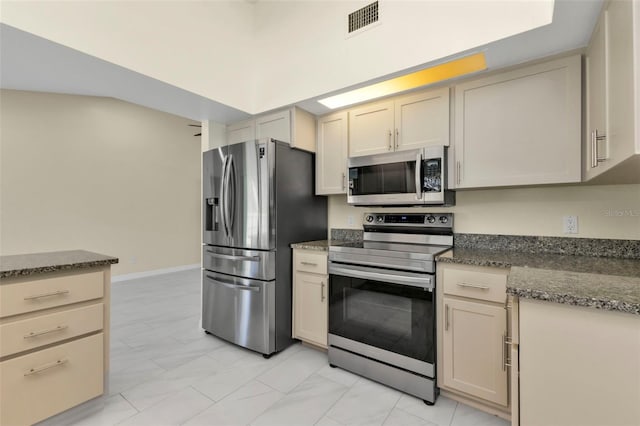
[318,52,487,109]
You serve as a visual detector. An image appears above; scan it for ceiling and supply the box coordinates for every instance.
[0,0,603,123]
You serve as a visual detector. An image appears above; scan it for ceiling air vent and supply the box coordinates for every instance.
[348,1,379,34]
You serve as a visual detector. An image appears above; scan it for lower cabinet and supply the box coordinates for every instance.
[442,297,508,405]
[0,266,111,425]
[292,249,328,348]
[518,299,640,426]
[437,262,511,417]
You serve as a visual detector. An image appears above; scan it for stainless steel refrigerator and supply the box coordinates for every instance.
[202,138,327,356]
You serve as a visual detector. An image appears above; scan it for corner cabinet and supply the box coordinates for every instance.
[292,249,328,348]
[349,87,449,157]
[437,262,511,414]
[453,55,582,189]
[316,111,348,195]
[518,299,640,426]
[584,0,640,184]
[226,107,316,152]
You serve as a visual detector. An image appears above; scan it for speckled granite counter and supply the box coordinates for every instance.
[437,249,640,315]
[0,250,119,279]
[290,240,347,251]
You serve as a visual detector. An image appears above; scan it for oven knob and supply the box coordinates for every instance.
[427,215,436,224]
[365,214,374,223]
[439,216,449,224]
[376,216,384,223]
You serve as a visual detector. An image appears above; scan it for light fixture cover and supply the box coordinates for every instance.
[318,52,487,109]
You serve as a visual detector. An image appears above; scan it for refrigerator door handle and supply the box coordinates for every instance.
[220,156,230,238]
[227,154,236,235]
[205,250,260,262]
[205,274,261,292]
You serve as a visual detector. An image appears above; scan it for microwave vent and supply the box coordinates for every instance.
[348,1,379,33]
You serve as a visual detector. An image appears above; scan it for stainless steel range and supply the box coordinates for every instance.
[328,212,453,405]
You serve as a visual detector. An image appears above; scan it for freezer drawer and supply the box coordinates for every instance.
[202,271,275,354]
[203,245,275,281]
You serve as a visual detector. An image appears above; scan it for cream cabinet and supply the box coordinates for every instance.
[226,118,255,146]
[226,107,316,152]
[453,55,581,189]
[518,299,640,426]
[292,249,328,348]
[316,111,348,194]
[0,267,111,426]
[437,263,511,411]
[584,0,640,183]
[349,87,450,157]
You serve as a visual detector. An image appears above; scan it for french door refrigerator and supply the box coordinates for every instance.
[202,138,327,356]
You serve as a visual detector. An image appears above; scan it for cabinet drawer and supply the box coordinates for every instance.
[442,267,507,303]
[0,303,103,358]
[294,250,327,275]
[0,333,104,426]
[0,271,104,318]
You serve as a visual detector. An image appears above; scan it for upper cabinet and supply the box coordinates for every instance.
[349,87,450,157]
[584,0,640,183]
[225,107,316,152]
[226,118,255,146]
[255,110,291,143]
[453,55,582,189]
[316,111,348,195]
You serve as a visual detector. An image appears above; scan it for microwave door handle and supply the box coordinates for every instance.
[415,152,423,200]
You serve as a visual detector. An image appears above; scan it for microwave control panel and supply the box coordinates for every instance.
[422,158,442,193]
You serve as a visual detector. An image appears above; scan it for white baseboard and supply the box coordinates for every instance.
[112,264,200,283]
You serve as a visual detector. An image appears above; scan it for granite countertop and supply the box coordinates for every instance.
[290,240,348,251]
[437,249,640,315]
[0,250,119,279]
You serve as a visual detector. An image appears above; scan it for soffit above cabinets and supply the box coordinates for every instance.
[0,0,602,122]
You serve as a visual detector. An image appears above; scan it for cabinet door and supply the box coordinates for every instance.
[256,110,291,143]
[293,271,327,348]
[226,118,255,145]
[316,112,348,194]
[454,55,581,188]
[584,10,608,180]
[605,0,637,168]
[349,101,394,157]
[442,297,508,406]
[395,87,449,151]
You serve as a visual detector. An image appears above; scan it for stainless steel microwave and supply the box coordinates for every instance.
[347,146,455,206]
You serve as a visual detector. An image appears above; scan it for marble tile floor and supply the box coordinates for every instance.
[49,269,510,426]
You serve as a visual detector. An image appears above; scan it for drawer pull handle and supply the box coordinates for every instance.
[456,282,490,290]
[24,358,68,376]
[23,290,70,301]
[301,262,318,267]
[206,251,260,262]
[321,281,325,302]
[24,325,68,339]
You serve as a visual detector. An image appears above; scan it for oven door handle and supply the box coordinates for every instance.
[415,152,422,200]
[329,264,433,290]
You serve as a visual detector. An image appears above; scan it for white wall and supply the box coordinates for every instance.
[252,0,553,113]
[328,184,640,240]
[0,1,552,115]
[0,1,257,113]
[0,90,202,276]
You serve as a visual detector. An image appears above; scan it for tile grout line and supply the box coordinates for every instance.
[448,400,460,426]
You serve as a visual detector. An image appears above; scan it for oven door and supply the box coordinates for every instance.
[328,262,435,376]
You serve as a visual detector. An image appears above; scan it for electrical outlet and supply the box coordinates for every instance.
[563,216,578,234]
[347,215,355,226]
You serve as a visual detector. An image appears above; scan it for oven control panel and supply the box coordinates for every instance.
[364,213,453,228]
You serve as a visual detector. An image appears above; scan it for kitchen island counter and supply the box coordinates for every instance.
[0,250,118,279]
